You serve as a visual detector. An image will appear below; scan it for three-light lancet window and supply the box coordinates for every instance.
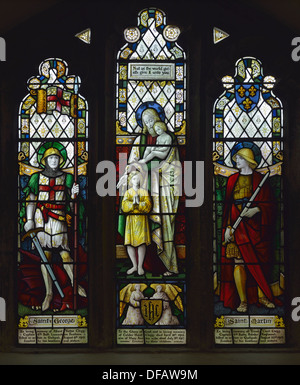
[15,19,286,348]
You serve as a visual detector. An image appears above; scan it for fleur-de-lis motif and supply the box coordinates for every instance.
[243,97,252,110]
[249,85,257,97]
[237,86,246,97]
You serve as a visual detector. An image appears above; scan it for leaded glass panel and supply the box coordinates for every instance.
[116,8,187,345]
[213,57,285,345]
[17,58,88,345]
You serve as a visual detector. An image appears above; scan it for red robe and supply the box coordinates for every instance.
[220,171,277,309]
[18,229,88,310]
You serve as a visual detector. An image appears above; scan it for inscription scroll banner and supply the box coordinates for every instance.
[250,316,278,328]
[53,315,81,328]
[144,329,186,344]
[27,315,52,328]
[18,328,88,344]
[223,315,249,328]
[117,328,186,345]
[218,315,284,329]
[117,329,144,344]
[215,328,285,345]
[23,315,84,328]
[128,63,175,80]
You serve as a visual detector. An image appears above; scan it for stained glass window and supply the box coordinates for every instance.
[17,58,88,344]
[213,57,285,345]
[116,8,187,345]
[75,28,91,44]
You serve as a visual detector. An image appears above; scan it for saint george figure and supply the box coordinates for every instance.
[121,170,152,275]
[23,144,86,311]
[220,144,277,313]
[122,284,145,325]
[150,285,180,325]
[118,102,181,276]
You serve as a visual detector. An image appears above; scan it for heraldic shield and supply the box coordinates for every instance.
[235,83,260,112]
[141,299,163,325]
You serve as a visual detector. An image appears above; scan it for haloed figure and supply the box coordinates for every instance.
[117,103,181,276]
[221,147,276,313]
[24,147,86,311]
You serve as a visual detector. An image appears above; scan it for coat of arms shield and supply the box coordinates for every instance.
[141,299,163,325]
[235,83,260,112]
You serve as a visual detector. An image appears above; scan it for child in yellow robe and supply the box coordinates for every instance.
[122,171,152,275]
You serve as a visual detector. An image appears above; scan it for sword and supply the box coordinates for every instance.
[224,171,271,244]
[22,228,65,298]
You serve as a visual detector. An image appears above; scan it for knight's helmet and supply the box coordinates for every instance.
[41,147,64,167]
[232,147,258,170]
